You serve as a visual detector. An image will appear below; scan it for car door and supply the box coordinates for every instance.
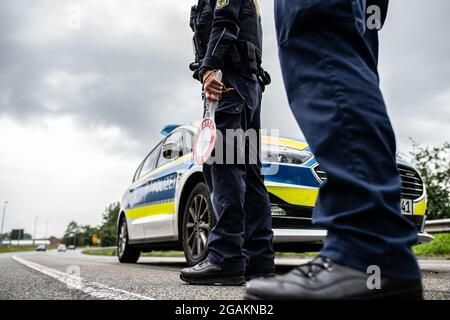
[124,142,162,241]
[142,131,185,241]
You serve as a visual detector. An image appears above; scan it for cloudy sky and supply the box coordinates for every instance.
[0,0,449,237]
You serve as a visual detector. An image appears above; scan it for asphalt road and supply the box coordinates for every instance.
[0,249,449,300]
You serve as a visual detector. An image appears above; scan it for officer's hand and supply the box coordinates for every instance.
[203,70,223,102]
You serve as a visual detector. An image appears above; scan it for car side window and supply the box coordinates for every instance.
[139,142,162,179]
[157,131,184,168]
[132,161,144,183]
[183,130,194,154]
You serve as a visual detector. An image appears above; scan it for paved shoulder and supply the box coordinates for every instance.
[0,253,94,300]
[1,250,449,300]
[1,250,245,300]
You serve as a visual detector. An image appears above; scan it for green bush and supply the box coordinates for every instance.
[411,141,450,220]
[413,233,450,256]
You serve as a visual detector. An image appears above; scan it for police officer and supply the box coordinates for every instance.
[246,0,423,299]
[180,0,275,285]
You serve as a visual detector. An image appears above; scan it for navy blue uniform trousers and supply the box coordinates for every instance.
[203,69,274,271]
[275,0,420,280]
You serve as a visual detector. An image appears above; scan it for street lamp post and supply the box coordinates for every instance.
[33,216,39,245]
[45,221,49,239]
[0,201,9,245]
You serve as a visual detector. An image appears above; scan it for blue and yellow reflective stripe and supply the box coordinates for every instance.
[413,198,427,216]
[267,181,428,216]
[261,136,308,151]
[132,154,192,187]
[266,182,319,207]
[126,202,175,220]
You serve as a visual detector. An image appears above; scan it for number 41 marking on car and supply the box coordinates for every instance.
[401,199,414,215]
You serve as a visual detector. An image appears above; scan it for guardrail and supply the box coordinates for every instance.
[425,219,450,234]
[83,246,115,251]
[0,240,51,246]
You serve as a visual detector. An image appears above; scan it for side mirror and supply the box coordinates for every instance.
[162,142,182,160]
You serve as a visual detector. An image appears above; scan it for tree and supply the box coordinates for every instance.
[79,225,99,246]
[61,202,120,247]
[63,221,100,246]
[98,202,120,247]
[63,221,79,245]
[410,141,450,220]
[23,233,32,240]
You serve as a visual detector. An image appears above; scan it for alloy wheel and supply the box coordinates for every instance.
[118,220,127,257]
[185,194,211,259]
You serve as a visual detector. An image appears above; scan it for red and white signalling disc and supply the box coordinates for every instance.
[193,118,216,164]
[193,70,223,165]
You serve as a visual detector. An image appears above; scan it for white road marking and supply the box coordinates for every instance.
[419,261,450,271]
[12,255,154,300]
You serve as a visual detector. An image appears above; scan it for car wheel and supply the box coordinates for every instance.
[117,216,141,263]
[182,182,215,267]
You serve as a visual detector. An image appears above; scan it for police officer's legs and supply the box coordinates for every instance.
[243,99,275,278]
[205,161,247,271]
[181,86,250,285]
[204,88,274,274]
[181,73,274,285]
[243,163,275,278]
[206,98,274,278]
[204,87,250,273]
[246,0,422,299]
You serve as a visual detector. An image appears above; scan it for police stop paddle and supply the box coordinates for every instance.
[193,70,223,165]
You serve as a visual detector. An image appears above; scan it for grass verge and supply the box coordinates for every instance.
[82,248,318,258]
[82,234,450,260]
[413,233,450,258]
[0,245,57,254]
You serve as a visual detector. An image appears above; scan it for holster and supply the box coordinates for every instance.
[257,67,272,93]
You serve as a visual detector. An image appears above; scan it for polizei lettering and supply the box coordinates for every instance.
[145,174,176,194]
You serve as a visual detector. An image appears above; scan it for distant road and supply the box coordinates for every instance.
[0,249,449,300]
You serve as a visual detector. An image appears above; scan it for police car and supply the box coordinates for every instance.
[117,124,432,265]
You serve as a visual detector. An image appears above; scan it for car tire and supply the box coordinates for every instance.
[182,182,215,267]
[117,216,141,263]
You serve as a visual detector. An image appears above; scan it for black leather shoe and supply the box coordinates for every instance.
[180,260,245,286]
[245,256,423,300]
[245,265,276,281]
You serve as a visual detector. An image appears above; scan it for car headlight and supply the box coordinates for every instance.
[262,145,313,165]
[396,152,412,164]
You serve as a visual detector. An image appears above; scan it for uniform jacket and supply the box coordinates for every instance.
[201,0,263,73]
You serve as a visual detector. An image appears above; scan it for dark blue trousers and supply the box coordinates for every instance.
[203,69,274,271]
[275,0,421,280]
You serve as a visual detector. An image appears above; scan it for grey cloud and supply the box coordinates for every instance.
[1,0,449,157]
[0,0,201,155]
[380,0,450,148]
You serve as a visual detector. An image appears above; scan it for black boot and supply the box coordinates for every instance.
[180,260,245,286]
[245,256,423,300]
[245,265,275,281]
